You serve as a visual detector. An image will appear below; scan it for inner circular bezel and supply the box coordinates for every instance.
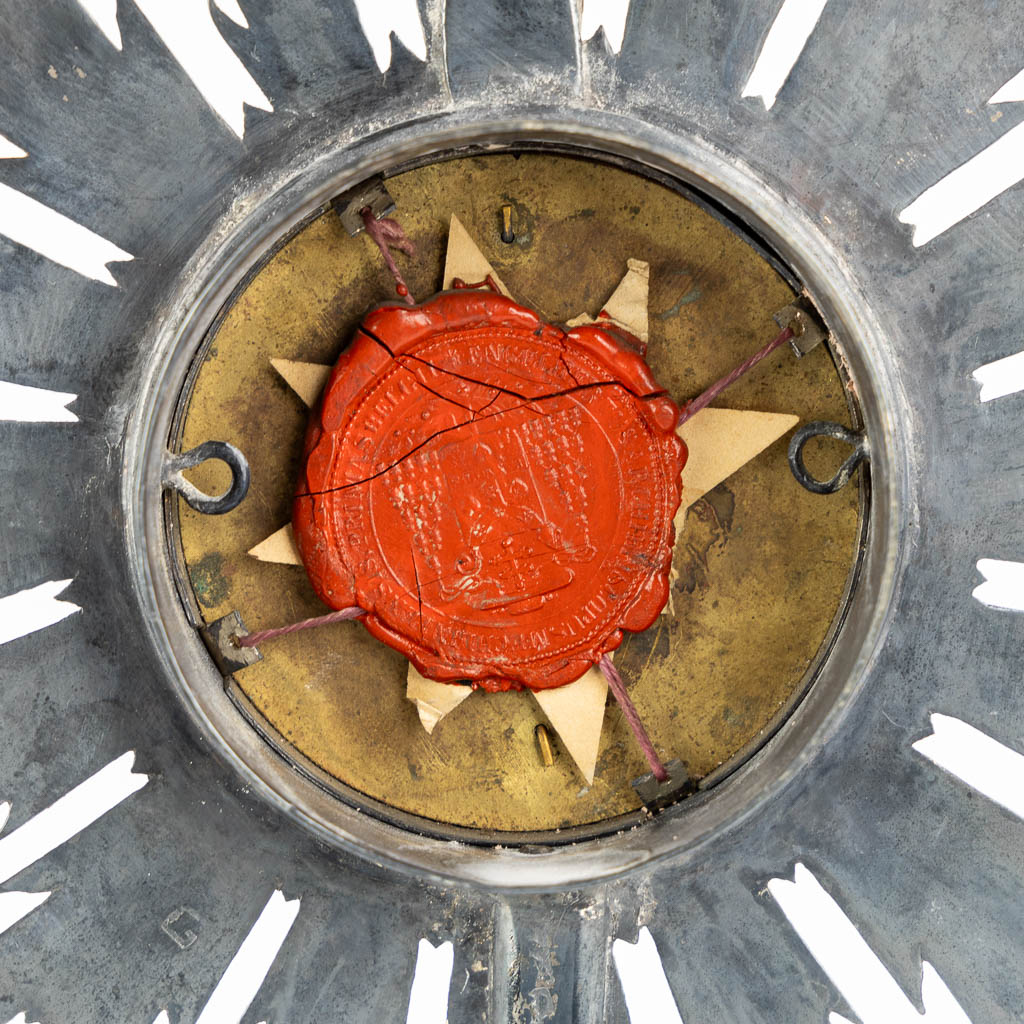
[125,116,906,888]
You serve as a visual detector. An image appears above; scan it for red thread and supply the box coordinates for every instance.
[236,606,363,648]
[599,654,669,782]
[361,207,415,306]
[677,325,794,427]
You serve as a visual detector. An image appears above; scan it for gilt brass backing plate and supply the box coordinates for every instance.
[174,152,861,834]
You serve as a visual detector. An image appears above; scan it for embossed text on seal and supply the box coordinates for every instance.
[293,291,687,691]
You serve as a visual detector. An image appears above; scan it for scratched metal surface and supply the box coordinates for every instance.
[176,153,860,832]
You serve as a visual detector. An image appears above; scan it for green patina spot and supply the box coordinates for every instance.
[190,553,228,608]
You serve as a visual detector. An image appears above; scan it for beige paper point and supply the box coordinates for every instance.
[567,258,649,343]
[531,666,608,785]
[601,258,649,342]
[247,522,303,565]
[407,663,475,734]
[271,358,331,409]
[663,408,797,617]
[675,408,799,529]
[442,215,511,297]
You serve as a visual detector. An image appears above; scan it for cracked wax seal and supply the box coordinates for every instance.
[293,291,686,691]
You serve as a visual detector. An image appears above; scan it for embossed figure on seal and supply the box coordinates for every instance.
[293,290,687,691]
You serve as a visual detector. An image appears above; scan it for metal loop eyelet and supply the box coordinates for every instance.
[788,421,868,494]
[162,441,251,514]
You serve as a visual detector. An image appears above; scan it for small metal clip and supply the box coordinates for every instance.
[788,421,869,494]
[773,299,828,357]
[632,759,693,810]
[162,440,250,515]
[331,176,397,236]
[199,611,262,676]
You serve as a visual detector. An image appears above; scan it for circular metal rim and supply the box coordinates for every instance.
[162,139,870,849]
[124,109,908,889]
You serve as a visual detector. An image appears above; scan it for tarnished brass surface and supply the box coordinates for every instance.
[176,153,860,832]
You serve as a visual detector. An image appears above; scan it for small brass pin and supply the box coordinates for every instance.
[535,723,555,767]
[501,203,515,244]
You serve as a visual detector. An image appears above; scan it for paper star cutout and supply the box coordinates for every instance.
[532,663,609,785]
[566,256,649,345]
[443,214,511,296]
[247,521,302,564]
[676,408,798,520]
[270,359,330,408]
[406,664,474,733]
[248,217,798,785]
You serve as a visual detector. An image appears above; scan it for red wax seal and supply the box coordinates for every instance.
[293,292,686,691]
